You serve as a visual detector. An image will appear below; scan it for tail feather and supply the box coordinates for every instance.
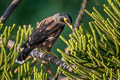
[15,45,33,64]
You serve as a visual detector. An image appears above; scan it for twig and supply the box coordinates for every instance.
[65,0,88,54]
[73,0,88,30]
[1,40,74,72]
[0,0,21,23]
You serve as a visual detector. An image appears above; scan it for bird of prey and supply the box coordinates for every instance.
[15,13,72,64]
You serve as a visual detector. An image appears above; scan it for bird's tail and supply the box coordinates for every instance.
[15,43,33,64]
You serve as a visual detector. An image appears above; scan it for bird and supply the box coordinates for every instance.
[15,13,72,64]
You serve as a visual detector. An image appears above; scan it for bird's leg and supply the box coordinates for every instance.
[40,49,56,77]
[48,51,58,58]
[24,56,32,62]
[42,49,58,58]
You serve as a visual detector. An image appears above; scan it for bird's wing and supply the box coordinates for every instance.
[28,28,47,46]
[28,17,55,46]
[37,16,53,29]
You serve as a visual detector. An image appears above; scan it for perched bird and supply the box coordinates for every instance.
[15,13,72,64]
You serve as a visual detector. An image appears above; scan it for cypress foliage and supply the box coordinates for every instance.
[57,0,120,79]
[0,23,48,80]
[0,0,120,79]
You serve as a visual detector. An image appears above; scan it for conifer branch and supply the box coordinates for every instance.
[0,40,74,72]
[65,0,88,54]
[74,0,88,30]
[0,0,21,23]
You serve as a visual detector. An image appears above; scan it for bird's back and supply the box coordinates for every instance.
[37,16,65,51]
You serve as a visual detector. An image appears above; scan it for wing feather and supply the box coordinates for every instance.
[28,17,55,46]
[28,28,48,46]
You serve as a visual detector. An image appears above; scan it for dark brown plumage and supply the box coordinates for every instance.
[15,13,72,64]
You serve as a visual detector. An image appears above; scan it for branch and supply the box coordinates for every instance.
[73,0,88,30]
[65,0,88,54]
[2,40,74,72]
[0,0,21,23]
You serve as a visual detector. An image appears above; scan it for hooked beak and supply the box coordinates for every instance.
[64,18,73,30]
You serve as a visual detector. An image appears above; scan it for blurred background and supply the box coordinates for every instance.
[0,0,108,73]
[0,0,107,26]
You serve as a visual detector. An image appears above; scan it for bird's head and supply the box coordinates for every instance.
[54,13,73,29]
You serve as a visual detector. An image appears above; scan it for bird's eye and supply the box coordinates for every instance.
[60,18,64,22]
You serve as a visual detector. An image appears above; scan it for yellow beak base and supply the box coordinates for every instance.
[64,18,73,30]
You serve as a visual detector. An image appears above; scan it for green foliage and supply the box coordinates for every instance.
[0,23,48,80]
[57,0,120,79]
[0,0,120,79]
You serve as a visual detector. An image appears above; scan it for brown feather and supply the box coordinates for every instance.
[36,16,65,51]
